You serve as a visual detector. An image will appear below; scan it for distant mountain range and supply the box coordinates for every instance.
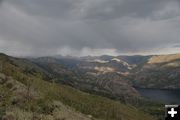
[30,53,180,95]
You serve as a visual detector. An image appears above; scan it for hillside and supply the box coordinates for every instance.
[31,57,139,101]
[0,73,93,120]
[148,54,180,64]
[0,53,157,120]
[25,54,180,119]
[132,54,180,89]
[32,54,180,90]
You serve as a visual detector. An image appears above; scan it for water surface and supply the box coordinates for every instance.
[136,88,180,104]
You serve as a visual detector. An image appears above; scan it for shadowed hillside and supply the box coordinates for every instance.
[132,54,180,89]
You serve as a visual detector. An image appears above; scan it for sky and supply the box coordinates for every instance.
[0,0,180,56]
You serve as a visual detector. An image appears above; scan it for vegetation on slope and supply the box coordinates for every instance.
[0,53,157,120]
[132,54,180,89]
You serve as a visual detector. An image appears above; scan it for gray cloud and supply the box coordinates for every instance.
[0,0,180,56]
[173,44,180,48]
[0,0,3,5]
[80,0,180,21]
[6,0,82,19]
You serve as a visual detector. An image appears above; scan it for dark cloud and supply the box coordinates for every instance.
[0,0,180,56]
[0,0,3,5]
[7,0,82,19]
[81,0,180,21]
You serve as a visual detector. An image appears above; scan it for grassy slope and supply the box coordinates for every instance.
[0,54,157,120]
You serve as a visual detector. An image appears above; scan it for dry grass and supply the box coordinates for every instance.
[148,53,180,64]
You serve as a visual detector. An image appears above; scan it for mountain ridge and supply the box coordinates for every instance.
[30,53,180,89]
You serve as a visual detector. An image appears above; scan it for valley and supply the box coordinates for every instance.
[0,53,158,120]
[1,53,180,120]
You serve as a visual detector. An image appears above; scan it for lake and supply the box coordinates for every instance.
[136,88,180,104]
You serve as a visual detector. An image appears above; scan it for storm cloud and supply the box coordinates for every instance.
[0,0,180,56]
